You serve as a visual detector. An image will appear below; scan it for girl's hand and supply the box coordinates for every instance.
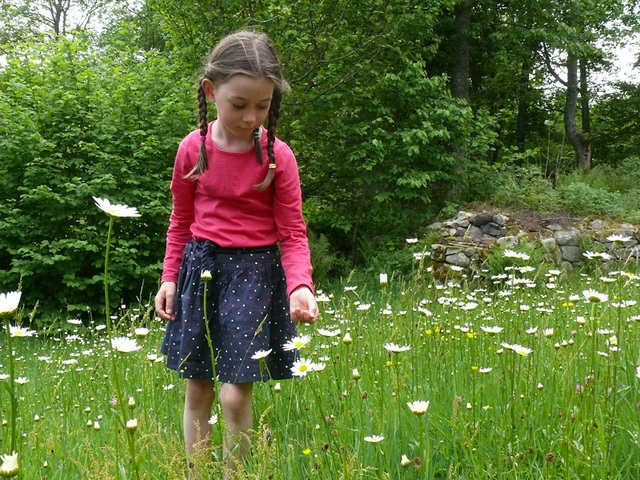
[290,286,319,324]
[155,281,177,321]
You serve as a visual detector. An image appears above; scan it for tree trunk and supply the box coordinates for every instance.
[451,0,471,101]
[515,56,532,153]
[564,53,591,171]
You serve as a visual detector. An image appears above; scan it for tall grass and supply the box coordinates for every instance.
[1,255,640,479]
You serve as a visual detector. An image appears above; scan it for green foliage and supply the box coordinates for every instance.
[0,32,194,317]
[492,164,561,214]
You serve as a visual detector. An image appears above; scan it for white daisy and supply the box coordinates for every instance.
[111,337,142,353]
[0,291,21,316]
[383,343,411,353]
[251,349,272,360]
[282,335,311,351]
[406,400,430,416]
[9,325,36,337]
[93,196,141,218]
[364,435,385,443]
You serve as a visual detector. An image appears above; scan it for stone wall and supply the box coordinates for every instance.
[427,210,640,273]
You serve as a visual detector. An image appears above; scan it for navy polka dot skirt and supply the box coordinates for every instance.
[161,240,297,383]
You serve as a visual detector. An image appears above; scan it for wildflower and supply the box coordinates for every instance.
[481,325,503,335]
[163,384,174,390]
[291,358,314,377]
[543,328,554,338]
[607,234,632,243]
[200,270,212,281]
[583,251,612,261]
[352,368,361,379]
[582,289,608,303]
[208,414,218,425]
[479,367,492,374]
[14,377,29,384]
[401,454,411,467]
[379,273,388,285]
[302,448,311,455]
[110,337,142,353]
[407,400,430,416]
[126,418,138,432]
[537,383,544,390]
[406,238,418,244]
[134,327,149,338]
[93,196,141,218]
[0,291,21,317]
[250,348,272,361]
[0,452,18,477]
[364,435,385,443]
[511,344,533,356]
[383,343,411,353]
[342,332,353,344]
[274,382,282,392]
[9,325,36,337]
[317,328,340,337]
[283,335,311,351]
[94,421,101,430]
[503,249,530,261]
[526,327,538,335]
[0,374,8,380]
[128,397,136,409]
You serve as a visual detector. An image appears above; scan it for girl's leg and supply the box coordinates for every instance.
[219,382,254,469]
[184,378,215,458]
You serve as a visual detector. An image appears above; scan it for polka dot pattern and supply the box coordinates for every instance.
[161,240,297,383]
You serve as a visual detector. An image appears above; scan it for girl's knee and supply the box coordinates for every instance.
[185,379,215,409]
[220,383,253,418]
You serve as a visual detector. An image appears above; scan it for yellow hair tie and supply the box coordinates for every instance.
[269,163,276,169]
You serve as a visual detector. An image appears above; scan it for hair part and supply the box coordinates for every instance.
[185,30,289,185]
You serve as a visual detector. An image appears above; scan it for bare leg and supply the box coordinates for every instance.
[219,382,254,470]
[184,379,215,478]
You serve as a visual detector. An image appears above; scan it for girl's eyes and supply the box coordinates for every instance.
[231,104,269,110]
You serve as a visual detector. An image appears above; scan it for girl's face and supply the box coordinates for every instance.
[203,74,275,145]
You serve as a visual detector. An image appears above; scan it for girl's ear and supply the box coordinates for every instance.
[201,78,215,102]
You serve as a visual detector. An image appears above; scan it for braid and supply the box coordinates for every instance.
[254,89,282,190]
[185,83,209,179]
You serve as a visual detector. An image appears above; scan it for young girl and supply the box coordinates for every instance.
[154,30,318,476]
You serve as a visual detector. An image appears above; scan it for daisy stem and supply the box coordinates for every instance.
[3,314,17,453]
[103,216,139,480]
[202,279,222,442]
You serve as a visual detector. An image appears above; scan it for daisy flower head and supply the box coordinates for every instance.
[291,358,314,377]
[251,349,272,360]
[14,377,30,384]
[126,418,138,432]
[406,238,419,244]
[0,451,18,477]
[503,249,530,261]
[543,328,554,338]
[317,327,341,337]
[134,327,149,338]
[93,196,141,218]
[282,334,311,351]
[607,234,632,243]
[481,325,503,335]
[0,291,21,317]
[582,289,609,303]
[511,344,533,356]
[110,337,142,353]
[200,270,212,281]
[383,342,411,353]
[364,435,385,443]
[407,400,430,416]
[9,325,36,337]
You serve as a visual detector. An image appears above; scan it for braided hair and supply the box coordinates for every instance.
[186,31,289,190]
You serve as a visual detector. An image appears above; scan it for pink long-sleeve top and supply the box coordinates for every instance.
[161,124,313,296]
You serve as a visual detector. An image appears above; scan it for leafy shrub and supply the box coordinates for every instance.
[0,33,194,318]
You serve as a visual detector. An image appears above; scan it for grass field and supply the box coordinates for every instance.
[2,250,640,479]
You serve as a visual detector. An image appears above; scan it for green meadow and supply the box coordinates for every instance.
[2,246,640,479]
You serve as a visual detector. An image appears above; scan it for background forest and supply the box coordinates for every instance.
[1,0,640,319]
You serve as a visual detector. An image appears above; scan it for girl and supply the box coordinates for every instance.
[154,30,318,477]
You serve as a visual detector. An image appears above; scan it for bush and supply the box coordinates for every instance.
[0,33,194,319]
